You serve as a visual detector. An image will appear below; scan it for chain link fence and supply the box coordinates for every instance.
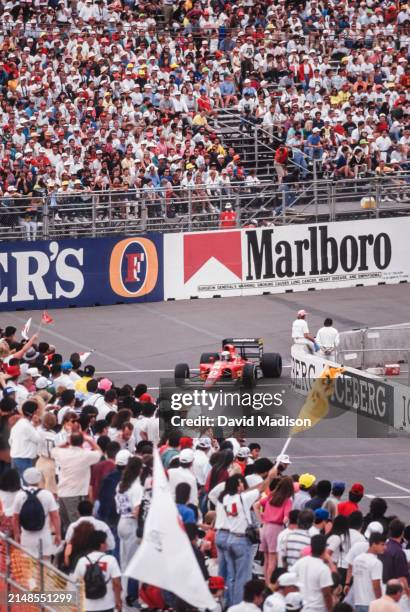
[0,534,82,612]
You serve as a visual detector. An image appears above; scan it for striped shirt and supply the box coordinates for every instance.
[284,528,311,568]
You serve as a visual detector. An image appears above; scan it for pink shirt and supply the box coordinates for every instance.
[260,497,292,525]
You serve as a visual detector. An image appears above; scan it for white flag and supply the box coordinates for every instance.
[21,317,32,341]
[79,350,94,365]
[125,451,216,610]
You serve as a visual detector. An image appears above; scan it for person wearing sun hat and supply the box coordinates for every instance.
[293,474,316,511]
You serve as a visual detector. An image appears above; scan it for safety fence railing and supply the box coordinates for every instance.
[337,324,410,376]
[0,533,82,612]
[0,173,410,241]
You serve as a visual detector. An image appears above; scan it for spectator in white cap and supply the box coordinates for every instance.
[234,447,251,475]
[12,467,61,560]
[291,310,318,354]
[168,448,198,507]
[193,437,213,488]
[284,591,303,611]
[263,571,301,612]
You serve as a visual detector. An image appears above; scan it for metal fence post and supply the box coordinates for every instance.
[5,538,11,612]
[235,190,240,227]
[188,188,192,232]
[361,329,366,370]
[313,160,318,218]
[42,196,49,240]
[281,187,286,222]
[375,178,382,219]
[91,194,97,238]
[330,181,335,222]
[254,126,259,173]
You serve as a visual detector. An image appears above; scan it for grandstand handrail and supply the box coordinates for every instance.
[0,173,409,240]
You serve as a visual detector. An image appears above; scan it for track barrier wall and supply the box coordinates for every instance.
[0,234,163,311]
[163,217,409,300]
[1,217,409,311]
[290,346,410,436]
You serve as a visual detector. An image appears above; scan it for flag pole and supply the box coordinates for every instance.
[274,436,292,468]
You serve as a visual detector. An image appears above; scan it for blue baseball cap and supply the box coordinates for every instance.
[315,508,330,521]
[332,481,346,491]
[61,361,73,371]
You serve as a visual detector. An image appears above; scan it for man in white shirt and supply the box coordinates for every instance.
[65,500,116,551]
[352,533,385,611]
[193,437,212,487]
[263,572,301,612]
[292,535,333,612]
[291,310,318,353]
[10,401,43,479]
[73,530,122,612]
[168,449,198,506]
[316,318,340,360]
[227,578,265,612]
[52,433,101,531]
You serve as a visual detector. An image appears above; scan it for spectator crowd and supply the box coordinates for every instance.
[0,0,409,234]
[0,322,409,612]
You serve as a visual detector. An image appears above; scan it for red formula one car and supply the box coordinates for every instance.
[174,338,282,389]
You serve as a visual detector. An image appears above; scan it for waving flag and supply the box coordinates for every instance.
[41,311,54,325]
[21,317,32,340]
[126,450,215,610]
[290,365,345,436]
[79,350,94,365]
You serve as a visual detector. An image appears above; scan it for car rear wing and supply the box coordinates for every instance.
[222,338,263,361]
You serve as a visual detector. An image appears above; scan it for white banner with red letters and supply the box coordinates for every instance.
[164,218,410,300]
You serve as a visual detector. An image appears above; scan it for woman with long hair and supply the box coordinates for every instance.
[222,465,277,607]
[115,456,143,607]
[205,450,234,495]
[326,514,351,585]
[257,476,294,585]
[0,468,21,535]
[63,520,95,575]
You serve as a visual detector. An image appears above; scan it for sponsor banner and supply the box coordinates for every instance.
[291,347,394,427]
[393,384,410,434]
[0,235,163,310]
[164,218,409,299]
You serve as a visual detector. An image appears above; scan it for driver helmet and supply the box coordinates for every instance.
[221,351,231,361]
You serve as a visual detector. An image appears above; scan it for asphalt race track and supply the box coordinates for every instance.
[3,283,410,517]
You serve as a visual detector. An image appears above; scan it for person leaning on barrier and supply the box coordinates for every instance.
[291,310,319,354]
[316,319,340,361]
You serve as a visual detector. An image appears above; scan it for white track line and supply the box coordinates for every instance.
[289,452,410,459]
[374,477,410,493]
[366,495,410,500]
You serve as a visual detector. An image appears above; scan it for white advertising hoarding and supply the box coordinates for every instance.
[164,218,410,300]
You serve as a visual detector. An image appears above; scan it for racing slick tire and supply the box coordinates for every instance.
[261,353,282,378]
[199,352,220,364]
[242,363,257,389]
[174,363,190,387]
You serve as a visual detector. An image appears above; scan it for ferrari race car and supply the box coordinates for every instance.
[174,338,282,389]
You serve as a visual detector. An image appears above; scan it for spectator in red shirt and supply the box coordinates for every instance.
[337,482,364,517]
[219,203,236,229]
[274,144,289,184]
[90,440,120,503]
